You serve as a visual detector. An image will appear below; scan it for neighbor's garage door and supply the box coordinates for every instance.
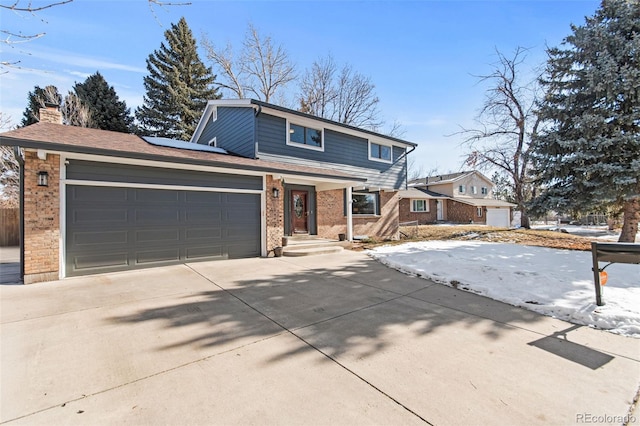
[64,160,262,277]
[486,208,510,228]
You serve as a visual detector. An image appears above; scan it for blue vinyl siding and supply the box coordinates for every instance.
[195,107,255,158]
[256,113,407,189]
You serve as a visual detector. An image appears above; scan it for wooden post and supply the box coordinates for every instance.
[591,242,604,306]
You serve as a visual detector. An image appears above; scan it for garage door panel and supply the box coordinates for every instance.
[134,208,180,224]
[66,185,261,277]
[185,209,222,224]
[73,231,129,246]
[186,245,224,260]
[228,242,260,257]
[486,208,510,228]
[185,191,222,203]
[185,227,222,240]
[135,229,180,243]
[69,186,128,202]
[72,209,128,225]
[225,224,260,239]
[134,189,179,203]
[136,248,181,264]
[73,252,129,271]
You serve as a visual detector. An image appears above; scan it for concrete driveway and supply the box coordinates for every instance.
[1,250,638,425]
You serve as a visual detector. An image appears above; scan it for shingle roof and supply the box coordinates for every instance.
[397,188,449,199]
[0,122,366,182]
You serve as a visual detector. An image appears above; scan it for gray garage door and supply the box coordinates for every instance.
[66,186,260,276]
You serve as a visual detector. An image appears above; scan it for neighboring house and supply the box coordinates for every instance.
[399,171,515,227]
[0,99,416,283]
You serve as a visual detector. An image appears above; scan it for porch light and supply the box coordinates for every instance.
[272,187,280,198]
[37,171,49,187]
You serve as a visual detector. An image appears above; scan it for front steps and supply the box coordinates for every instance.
[281,235,350,257]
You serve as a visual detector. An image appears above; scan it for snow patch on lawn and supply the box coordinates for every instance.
[368,241,640,337]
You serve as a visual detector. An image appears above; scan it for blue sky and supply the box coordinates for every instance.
[0,0,599,174]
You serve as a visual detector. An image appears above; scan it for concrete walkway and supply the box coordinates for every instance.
[1,251,638,425]
[0,246,20,285]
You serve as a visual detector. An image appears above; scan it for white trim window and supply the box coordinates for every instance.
[352,192,379,215]
[459,185,466,194]
[368,141,392,163]
[411,199,429,212]
[477,207,483,217]
[481,186,488,195]
[287,121,324,151]
[471,186,477,194]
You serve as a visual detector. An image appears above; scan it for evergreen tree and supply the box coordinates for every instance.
[135,17,220,140]
[73,72,133,133]
[20,85,62,127]
[530,0,640,242]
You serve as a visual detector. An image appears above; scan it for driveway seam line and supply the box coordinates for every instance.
[0,332,287,425]
[185,264,434,425]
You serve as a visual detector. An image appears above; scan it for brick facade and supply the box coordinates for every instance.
[317,189,399,240]
[446,200,486,224]
[399,199,438,224]
[23,151,60,284]
[265,175,285,252]
[354,191,399,240]
[316,189,346,240]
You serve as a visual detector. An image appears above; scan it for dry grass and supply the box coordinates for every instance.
[356,225,594,251]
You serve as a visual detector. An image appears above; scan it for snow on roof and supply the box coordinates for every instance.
[143,136,228,154]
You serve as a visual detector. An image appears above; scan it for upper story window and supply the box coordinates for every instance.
[481,186,488,195]
[411,199,429,212]
[369,141,392,163]
[471,186,478,194]
[287,122,324,151]
[459,185,466,194]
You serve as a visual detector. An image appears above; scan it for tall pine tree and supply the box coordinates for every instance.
[135,17,220,140]
[530,0,640,242]
[74,72,133,133]
[20,85,62,127]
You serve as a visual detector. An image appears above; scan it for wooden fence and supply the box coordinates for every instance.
[1,208,19,247]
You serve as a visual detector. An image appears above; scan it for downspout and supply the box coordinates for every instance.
[346,186,353,241]
[404,145,417,190]
[253,104,262,159]
[13,146,24,281]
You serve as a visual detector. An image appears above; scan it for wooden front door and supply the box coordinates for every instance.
[291,190,308,233]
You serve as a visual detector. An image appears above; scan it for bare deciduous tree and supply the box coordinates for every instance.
[202,23,296,103]
[457,47,540,228]
[0,112,19,208]
[298,54,382,130]
[61,92,93,127]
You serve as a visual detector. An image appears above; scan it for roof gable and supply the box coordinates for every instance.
[191,99,418,149]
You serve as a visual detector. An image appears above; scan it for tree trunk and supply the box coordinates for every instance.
[619,197,639,243]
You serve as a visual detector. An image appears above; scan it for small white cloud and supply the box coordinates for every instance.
[19,46,146,74]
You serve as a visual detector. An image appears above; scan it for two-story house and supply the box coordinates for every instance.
[399,171,515,227]
[0,99,416,283]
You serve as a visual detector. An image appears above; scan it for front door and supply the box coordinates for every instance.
[436,200,444,221]
[291,190,308,233]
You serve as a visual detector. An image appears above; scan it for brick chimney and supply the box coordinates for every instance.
[39,102,62,124]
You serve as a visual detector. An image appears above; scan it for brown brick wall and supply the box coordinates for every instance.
[265,175,285,252]
[354,191,399,240]
[317,190,399,240]
[446,200,486,224]
[317,189,346,240]
[23,151,60,283]
[399,199,438,224]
